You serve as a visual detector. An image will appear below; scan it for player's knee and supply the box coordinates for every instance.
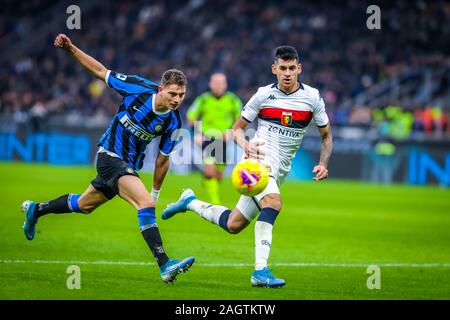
[262,194,282,212]
[136,198,155,209]
[272,201,282,212]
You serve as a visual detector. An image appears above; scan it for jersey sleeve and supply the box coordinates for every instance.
[186,96,203,122]
[241,88,265,123]
[105,70,157,96]
[313,90,329,127]
[158,119,182,156]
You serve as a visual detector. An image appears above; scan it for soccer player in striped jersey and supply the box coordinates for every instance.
[162,46,333,287]
[20,34,194,283]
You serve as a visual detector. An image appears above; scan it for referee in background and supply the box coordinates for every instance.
[187,73,242,204]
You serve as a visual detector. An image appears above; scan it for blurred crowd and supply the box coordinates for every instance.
[332,104,450,139]
[0,0,449,138]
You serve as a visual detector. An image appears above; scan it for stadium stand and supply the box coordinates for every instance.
[0,0,449,140]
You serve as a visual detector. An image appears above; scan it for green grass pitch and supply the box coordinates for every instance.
[0,162,449,299]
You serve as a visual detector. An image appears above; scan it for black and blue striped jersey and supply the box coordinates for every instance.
[98,70,182,170]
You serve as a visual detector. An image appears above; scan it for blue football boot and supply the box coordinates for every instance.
[251,268,286,288]
[160,256,195,283]
[21,200,38,241]
[161,189,196,220]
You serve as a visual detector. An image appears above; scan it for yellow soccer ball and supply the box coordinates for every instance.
[231,159,269,197]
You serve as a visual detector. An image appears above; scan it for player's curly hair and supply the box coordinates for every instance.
[161,69,187,87]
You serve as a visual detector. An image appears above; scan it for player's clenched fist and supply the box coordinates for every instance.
[54,34,74,53]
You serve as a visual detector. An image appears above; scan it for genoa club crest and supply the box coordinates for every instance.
[281,112,292,126]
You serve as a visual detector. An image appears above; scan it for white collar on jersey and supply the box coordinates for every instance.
[272,81,305,95]
[152,94,171,115]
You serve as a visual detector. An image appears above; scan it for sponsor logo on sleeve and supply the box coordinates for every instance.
[115,73,127,81]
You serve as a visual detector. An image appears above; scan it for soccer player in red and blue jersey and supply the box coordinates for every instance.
[162,46,333,287]
[20,34,194,283]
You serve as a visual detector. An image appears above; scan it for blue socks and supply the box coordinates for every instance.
[138,207,156,230]
[68,194,82,213]
[34,193,82,217]
[138,207,169,267]
[217,207,278,234]
[218,209,232,232]
[257,207,278,225]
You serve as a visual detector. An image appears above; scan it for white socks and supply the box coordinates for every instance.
[187,199,228,226]
[187,199,277,271]
[254,220,273,271]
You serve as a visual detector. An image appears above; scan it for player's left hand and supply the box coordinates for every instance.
[312,164,328,181]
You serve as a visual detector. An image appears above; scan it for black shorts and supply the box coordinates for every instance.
[90,152,139,200]
[202,137,227,164]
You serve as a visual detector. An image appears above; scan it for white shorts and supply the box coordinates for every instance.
[236,176,280,222]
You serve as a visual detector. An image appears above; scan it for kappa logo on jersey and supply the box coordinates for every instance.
[267,94,277,100]
[119,114,155,141]
[281,112,292,126]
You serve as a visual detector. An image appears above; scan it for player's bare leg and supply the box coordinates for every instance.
[117,175,194,283]
[21,184,109,240]
[163,187,285,287]
[77,185,110,212]
[225,209,250,233]
[187,195,250,233]
[117,175,155,210]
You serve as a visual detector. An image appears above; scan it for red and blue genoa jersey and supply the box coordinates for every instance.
[239,82,329,185]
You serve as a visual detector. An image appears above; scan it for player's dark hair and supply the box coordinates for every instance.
[161,69,187,87]
[274,46,299,63]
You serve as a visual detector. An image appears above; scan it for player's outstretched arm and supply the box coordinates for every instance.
[232,117,265,161]
[152,152,170,201]
[54,33,107,81]
[313,123,333,181]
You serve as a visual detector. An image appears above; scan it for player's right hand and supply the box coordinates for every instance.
[312,164,328,181]
[246,140,265,161]
[54,33,73,52]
